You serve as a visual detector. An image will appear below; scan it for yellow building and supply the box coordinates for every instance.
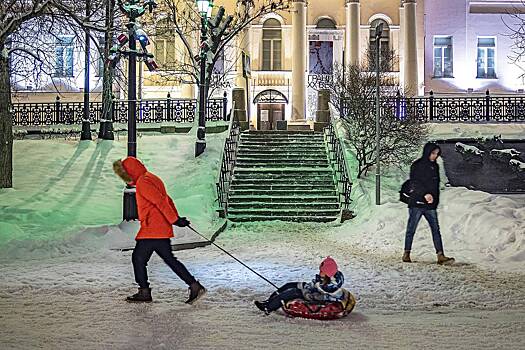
[139,0,425,130]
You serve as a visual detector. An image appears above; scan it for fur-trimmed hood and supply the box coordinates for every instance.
[113,157,147,185]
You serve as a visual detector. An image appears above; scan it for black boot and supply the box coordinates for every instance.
[126,287,152,303]
[185,281,206,305]
[254,300,270,315]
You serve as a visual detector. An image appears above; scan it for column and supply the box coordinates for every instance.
[182,27,196,98]
[291,0,306,121]
[345,0,360,66]
[403,0,418,96]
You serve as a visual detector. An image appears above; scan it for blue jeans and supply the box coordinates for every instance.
[404,208,444,254]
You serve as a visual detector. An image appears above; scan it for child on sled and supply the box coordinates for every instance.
[254,257,344,315]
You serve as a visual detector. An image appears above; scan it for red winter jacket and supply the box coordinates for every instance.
[122,157,179,240]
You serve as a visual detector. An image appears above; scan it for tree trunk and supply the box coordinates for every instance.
[0,44,13,188]
[98,0,115,140]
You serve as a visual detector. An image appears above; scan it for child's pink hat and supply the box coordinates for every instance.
[319,256,338,277]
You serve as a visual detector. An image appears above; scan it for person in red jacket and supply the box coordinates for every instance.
[113,156,206,304]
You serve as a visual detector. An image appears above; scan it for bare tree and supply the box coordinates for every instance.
[325,51,427,178]
[156,0,290,97]
[503,2,525,80]
[0,0,113,188]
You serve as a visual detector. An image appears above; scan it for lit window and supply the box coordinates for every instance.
[55,35,74,77]
[433,36,453,78]
[262,18,282,71]
[477,37,496,79]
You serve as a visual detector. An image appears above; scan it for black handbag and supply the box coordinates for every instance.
[399,180,412,204]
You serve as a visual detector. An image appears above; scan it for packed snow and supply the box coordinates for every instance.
[0,123,524,349]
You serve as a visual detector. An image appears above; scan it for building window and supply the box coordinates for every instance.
[155,20,177,69]
[369,19,390,71]
[262,18,282,71]
[433,36,453,78]
[477,37,496,79]
[55,35,74,77]
[95,37,105,77]
[212,49,225,75]
[316,18,336,29]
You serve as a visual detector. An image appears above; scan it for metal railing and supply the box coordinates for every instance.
[342,90,525,123]
[215,102,240,216]
[324,117,353,210]
[11,93,229,126]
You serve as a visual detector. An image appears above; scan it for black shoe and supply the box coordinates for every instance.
[126,287,152,303]
[254,300,270,315]
[185,281,206,305]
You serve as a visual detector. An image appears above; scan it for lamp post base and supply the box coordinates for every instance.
[80,121,92,141]
[98,122,115,140]
[195,140,206,157]
[123,186,138,221]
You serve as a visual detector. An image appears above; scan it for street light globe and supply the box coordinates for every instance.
[196,0,213,18]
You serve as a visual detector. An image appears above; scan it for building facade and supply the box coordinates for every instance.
[11,0,525,129]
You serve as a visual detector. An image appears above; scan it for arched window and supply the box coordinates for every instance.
[262,18,282,71]
[316,18,336,29]
[369,19,390,71]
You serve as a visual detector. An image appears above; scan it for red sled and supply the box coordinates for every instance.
[282,289,356,320]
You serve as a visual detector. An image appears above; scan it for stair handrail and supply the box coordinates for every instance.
[324,113,353,210]
[215,101,240,216]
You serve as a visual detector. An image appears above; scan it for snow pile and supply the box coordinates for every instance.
[0,132,226,259]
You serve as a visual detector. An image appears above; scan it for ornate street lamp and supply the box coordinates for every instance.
[195,0,213,157]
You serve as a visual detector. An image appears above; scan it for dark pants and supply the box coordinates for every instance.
[265,282,305,312]
[132,239,196,289]
[404,207,444,254]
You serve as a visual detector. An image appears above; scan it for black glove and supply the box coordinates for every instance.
[174,217,190,227]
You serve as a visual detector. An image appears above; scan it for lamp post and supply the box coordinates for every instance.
[112,0,158,220]
[81,0,92,141]
[375,22,383,206]
[195,0,213,157]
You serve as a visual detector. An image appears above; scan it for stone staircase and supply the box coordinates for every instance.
[227,130,340,222]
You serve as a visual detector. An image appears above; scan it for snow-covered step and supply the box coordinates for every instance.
[227,202,340,210]
[228,214,338,223]
[228,195,339,203]
[235,161,329,168]
[231,178,335,186]
[228,208,340,216]
[229,189,337,196]
[230,183,334,190]
[236,153,328,159]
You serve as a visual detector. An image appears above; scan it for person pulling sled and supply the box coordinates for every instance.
[113,157,206,304]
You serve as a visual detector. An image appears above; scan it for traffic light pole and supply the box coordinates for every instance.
[195,15,208,157]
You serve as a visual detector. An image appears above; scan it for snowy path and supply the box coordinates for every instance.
[1,223,524,349]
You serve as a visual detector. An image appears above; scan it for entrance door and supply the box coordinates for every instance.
[257,103,285,130]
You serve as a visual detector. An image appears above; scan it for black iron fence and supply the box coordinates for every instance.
[324,119,352,210]
[11,93,229,126]
[215,103,240,216]
[342,90,525,123]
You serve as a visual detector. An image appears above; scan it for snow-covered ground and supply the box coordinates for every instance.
[0,124,524,349]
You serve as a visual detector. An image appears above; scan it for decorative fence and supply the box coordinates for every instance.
[215,102,240,216]
[324,118,352,210]
[11,93,229,126]
[342,90,525,123]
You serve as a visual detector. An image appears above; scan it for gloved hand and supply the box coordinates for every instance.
[174,217,190,227]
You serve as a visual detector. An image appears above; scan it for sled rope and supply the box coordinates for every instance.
[188,225,278,289]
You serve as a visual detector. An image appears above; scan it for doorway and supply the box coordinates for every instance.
[257,103,285,130]
[253,89,289,130]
